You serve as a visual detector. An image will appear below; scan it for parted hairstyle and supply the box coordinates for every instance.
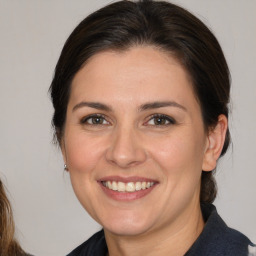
[49,0,231,203]
[0,179,26,256]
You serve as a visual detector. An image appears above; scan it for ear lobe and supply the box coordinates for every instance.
[202,114,228,171]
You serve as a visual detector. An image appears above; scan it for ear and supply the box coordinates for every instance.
[202,114,228,171]
[60,137,67,164]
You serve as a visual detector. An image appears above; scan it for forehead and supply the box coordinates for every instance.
[70,46,197,108]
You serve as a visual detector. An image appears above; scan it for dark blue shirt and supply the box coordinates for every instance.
[67,204,254,256]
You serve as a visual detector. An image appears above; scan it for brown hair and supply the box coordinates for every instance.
[49,0,231,203]
[0,179,26,256]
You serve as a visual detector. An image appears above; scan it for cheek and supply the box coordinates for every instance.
[154,133,206,200]
[64,132,106,219]
[65,132,106,174]
[150,132,205,172]
[147,131,206,201]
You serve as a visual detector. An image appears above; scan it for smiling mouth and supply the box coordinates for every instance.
[101,181,155,192]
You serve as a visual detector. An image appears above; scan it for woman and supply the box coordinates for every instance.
[49,0,254,255]
[0,179,32,256]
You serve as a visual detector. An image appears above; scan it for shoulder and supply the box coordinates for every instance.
[186,203,255,256]
[66,230,107,256]
[222,227,254,255]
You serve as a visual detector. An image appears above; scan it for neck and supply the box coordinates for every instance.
[105,201,204,256]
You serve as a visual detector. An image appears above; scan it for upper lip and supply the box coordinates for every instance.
[98,176,158,183]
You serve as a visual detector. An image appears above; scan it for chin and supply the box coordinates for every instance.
[101,213,154,237]
[105,223,151,237]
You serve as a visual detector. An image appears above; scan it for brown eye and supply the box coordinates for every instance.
[81,114,109,125]
[91,116,104,124]
[154,116,168,125]
[146,114,176,126]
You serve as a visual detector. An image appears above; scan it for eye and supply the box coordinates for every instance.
[146,114,176,126]
[80,114,110,125]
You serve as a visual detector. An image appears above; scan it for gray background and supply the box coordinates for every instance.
[0,0,255,255]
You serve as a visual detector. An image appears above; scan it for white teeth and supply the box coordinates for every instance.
[112,181,118,191]
[135,182,142,191]
[117,182,126,192]
[103,180,155,192]
[107,181,112,189]
[126,182,135,192]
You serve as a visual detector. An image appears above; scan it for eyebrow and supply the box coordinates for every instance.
[72,102,112,112]
[139,101,187,112]
[72,100,187,112]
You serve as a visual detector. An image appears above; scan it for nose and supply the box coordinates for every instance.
[105,125,147,168]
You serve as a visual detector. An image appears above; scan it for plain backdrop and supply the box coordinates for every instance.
[0,0,255,255]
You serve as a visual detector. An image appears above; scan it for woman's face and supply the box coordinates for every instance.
[63,46,210,236]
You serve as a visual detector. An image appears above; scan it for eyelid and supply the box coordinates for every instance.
[144,114,176,126]
[80,114,111,125]
[79,113,176,126]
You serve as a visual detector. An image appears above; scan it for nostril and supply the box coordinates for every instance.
[105,129,147,167]
[105,147,147,168]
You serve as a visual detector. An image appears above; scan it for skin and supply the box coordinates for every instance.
[62,46,227,256]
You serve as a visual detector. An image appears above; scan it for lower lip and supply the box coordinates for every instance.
[99,182,157,201]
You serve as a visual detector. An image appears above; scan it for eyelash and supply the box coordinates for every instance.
[145,114,176,126]
[80,114,110,125]
[80,114,176,127]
